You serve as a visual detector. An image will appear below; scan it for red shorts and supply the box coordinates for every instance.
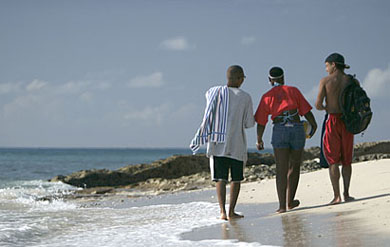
[323,114,354,166]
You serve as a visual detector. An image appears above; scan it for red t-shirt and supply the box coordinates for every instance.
[254,85,312,126]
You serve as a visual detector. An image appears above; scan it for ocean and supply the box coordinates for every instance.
[0,148,272,247]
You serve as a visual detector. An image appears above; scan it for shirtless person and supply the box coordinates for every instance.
[315,53,358,205]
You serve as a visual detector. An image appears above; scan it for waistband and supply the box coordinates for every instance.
[328,113,343,118]
[273,109,300,124]
[273,122,303,127]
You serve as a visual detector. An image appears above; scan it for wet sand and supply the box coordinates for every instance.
[181,159,390,246]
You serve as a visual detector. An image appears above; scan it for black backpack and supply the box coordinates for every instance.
[339,74,373,134]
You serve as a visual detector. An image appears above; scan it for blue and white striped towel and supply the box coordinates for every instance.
[190,86,229,154]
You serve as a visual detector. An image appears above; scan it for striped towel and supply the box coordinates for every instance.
[190,86,229,154]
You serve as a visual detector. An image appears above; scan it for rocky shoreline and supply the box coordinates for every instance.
[49,141,390,198]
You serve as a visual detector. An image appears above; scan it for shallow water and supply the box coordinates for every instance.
[0,148,274,246]
[182,203,389,247]
[0,180,270,246]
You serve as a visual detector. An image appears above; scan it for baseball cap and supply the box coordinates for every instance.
[325,53,350,69]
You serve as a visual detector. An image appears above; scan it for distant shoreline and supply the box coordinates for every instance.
[45,141,390,201]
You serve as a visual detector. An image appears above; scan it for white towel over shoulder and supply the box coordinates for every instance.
[190,86,229,154]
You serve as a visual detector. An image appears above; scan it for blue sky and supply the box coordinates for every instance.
[0,0,389,148]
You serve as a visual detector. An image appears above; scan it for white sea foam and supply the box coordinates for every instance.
[0,180,78,211]
[0,148,278,246]
[0,180,272,246]
[0,198,269,246]
[35,202,268,247]
[0,180,80,246]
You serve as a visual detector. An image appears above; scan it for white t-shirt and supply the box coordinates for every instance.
[207,87,255,163]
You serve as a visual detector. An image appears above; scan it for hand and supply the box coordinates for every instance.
[256,140,264,150]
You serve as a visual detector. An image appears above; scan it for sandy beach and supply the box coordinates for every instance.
[182,159,390,246]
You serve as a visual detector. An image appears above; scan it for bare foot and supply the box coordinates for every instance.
[220,212,228,221]
[344,196,355,202]
[276,208,286,214]
[329,197,342,205]
[288,199,300,210]
[228,212,244,220]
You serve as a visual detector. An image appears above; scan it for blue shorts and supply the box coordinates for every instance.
[271,122,306,150]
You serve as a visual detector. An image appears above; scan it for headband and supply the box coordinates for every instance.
[268,74,284,80]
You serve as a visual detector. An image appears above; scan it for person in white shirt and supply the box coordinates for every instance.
[190,65,255,220]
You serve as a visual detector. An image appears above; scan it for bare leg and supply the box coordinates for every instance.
[228,181,244,220]
[342,165,355,202]
[287,149,302,210]
[216,181,227,220]
[329,164,342,205]
[274,148,290,213]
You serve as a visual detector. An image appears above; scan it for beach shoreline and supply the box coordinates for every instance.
[49,141,390,201]
[15,153,388,246]
[73,159,390,246]
[181,159,390,246]
[29,142,390,246]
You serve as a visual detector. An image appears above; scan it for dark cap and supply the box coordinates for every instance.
[268,66,284,79]
[325,53,350,69]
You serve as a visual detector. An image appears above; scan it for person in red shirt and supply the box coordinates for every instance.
[255,67,317,213]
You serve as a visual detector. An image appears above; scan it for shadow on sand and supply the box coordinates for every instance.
[291,193,390,213]
[181,193,390,246]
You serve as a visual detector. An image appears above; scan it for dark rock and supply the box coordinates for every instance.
[302,147,321,161]
[247,152,275,166]
[353,153,390,163]
[50,175,66,182]
[50,154,209,188]
[49,141,390,194]
[76,187,115,195]
[353,141,390,156]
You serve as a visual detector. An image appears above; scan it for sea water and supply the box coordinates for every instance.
[0,148,272,247]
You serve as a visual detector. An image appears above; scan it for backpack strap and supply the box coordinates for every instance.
[339,74,357,115]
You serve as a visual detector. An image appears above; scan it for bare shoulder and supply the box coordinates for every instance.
[321,74,332,83]
[319,76,330,87]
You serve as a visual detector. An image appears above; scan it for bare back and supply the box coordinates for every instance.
[316,71,351,113]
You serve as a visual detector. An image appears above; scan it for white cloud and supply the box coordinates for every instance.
[58,80,92,94]
[160,37,193,51]
[173,103,197,117]
[96,81,112,90]
[128,72,164,88]
[2,94,43,118]
[241,36,256,45]
[26,79,48,91]
[363,65,390,98]
[0,82,23,94]
[58,80,112,94]
[79,92,94,103]
[123,104,170,125]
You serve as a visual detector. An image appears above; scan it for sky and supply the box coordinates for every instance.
[0,0,389,148]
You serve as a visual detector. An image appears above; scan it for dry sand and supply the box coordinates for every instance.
[182,159,390,246]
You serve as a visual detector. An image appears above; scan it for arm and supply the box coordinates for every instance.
[303,111,317,138]
[315,79,327,111]
[244,97,256,128]
[256,124,266,150]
